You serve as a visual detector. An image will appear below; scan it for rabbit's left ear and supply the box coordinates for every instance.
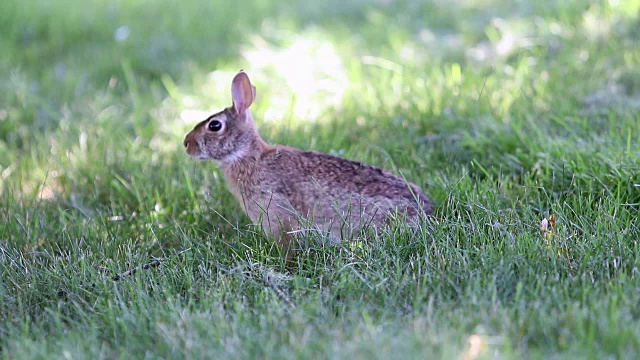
[231,71,256,116]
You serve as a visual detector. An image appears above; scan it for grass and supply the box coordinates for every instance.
[1,0,639,358]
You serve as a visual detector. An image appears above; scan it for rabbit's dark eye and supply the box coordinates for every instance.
[208,120,223,132]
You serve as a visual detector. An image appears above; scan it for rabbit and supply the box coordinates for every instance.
[183,71,433,257]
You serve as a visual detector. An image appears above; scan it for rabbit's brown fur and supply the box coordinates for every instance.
[184,71,433,256]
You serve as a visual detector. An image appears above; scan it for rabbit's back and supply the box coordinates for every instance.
[234,145,432,241]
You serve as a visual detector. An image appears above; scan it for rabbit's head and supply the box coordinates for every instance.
[183,71,260,163]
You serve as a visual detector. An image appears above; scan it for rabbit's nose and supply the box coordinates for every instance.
[183,137,189,148]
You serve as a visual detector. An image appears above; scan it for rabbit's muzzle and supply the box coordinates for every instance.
[183,133,198,157]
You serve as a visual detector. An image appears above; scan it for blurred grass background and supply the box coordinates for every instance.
[1,0,639,358]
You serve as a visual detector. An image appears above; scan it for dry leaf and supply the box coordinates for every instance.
[541,214,556,240]
[461,334,487,360]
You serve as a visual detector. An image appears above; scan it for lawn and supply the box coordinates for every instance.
[1,0,639,358]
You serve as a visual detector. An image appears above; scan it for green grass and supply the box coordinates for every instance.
[1,0,640,358]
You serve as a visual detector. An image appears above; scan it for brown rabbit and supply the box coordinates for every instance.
[184,71,433,257]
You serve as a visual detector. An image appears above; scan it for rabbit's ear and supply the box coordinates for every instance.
[231,71,255,115]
